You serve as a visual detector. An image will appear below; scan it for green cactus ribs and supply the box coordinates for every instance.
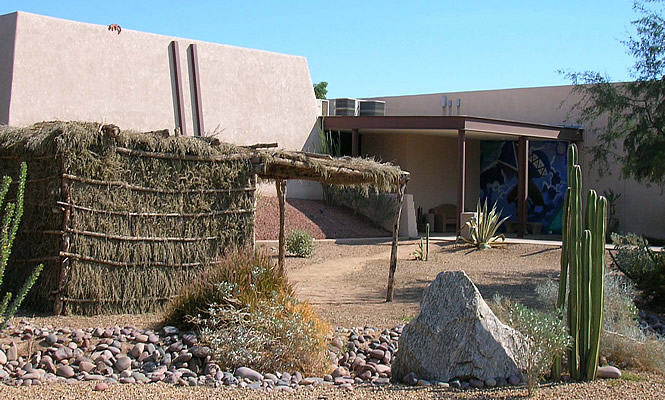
[553,143,607,381]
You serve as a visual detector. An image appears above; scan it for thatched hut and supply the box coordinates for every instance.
[0,121,408,315]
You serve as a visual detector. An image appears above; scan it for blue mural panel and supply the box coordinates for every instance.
[479,140,568,234]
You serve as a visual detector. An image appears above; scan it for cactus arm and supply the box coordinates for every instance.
[568,163,583,381]
[587,196,607,380]
[580,190,597,376]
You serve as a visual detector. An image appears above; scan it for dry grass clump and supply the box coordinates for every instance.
[599,274,665,372]
[534,273,665,373]
[164,249,330,375]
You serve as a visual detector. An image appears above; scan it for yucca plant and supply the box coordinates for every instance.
[462,199,509,250]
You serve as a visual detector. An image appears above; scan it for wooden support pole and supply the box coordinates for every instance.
[54,157,70,316]
[456,130,466,232]
[386,183,407,302]
[251,174,257,252]
[276,179,287,274]
[517,137,529,238]
[352,128,359,157]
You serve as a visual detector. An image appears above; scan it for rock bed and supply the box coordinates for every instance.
[639,310,665,338]
[0,320,523,393]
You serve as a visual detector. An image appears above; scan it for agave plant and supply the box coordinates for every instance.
[462,199,509,250]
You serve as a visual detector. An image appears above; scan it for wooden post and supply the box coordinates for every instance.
[351,128,359,157]
[276,179,287,274]
[54,157,71,315]
[386,183,407,302]
[251,174,257,252]
[517,137,529,238]
[456,130,466,233]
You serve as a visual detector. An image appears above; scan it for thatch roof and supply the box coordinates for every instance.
[0,121,409,191]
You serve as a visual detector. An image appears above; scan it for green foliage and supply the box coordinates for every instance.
[610,232,665,310]
[556,144,607,381]
[462,199,509,250]
[490,295,571,398]
[286,229,314,258]
[0,162,43,328]
[313,81,328,99]
[318,129,341,157]
[508,303,571,397]
[563,0,665,188]
[164,249,330,374]
[603,189,622,236]
[324,186,395,227]
[411,223,429,261]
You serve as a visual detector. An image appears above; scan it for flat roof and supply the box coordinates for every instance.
[322,115,583,141]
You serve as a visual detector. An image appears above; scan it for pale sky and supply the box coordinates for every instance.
[1,1,639,99]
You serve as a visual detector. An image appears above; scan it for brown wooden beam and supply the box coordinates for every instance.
[517,137,529,238]
[322,115,584,142]
[351,128,359,157]
[386,183,407,302]
[276,179,287,274]
[456,130,466,232]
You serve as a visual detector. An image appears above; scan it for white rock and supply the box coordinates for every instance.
[597,365,622,379]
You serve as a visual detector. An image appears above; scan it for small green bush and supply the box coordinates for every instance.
[286,229,314,258]
[610,232,665,310]
[507,303,571,397]
[164,249,330,375]
[0,162,43,328]
[462,199,509,250]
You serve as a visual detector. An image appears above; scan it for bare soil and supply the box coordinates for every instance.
[263,239,563,328]
[255,197,389,240]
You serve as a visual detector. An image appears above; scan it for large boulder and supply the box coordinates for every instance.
[391,270,522,383]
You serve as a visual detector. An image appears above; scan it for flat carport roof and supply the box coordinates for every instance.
[322,115,583,141]
[321,115,584,238]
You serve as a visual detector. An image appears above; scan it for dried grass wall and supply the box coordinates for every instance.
[0,121,256,315]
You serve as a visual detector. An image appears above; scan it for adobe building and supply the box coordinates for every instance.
[0,11,326,198]
[321,87,665,238]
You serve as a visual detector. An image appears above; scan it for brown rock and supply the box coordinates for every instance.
[94,382,108,391]
[331,366,350,378]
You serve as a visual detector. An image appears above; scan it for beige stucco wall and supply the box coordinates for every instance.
[368,87,665,238]
[361,133,481,219]
[2,11,319,153]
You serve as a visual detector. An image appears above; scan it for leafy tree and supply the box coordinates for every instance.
[564,0,665,188]
[313,81,328,99]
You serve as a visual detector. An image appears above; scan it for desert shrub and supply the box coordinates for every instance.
[507,303,571,397]
[462,199,509,250]
[286,229,314,257]
[164,249,330,374]
[535,273,665,373]
[610,232,665,310]
[0,162,43,328]
[323,185,396,227]
[599,274,665,372]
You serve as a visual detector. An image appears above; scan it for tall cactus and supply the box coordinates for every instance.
[554,144,606,381]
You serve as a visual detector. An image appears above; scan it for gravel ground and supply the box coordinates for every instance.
[2,375,664,399]
[5,238,664,398]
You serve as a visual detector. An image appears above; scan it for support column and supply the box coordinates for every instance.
[276,179,287,274]
[456,130,466,232]
[351,129,359,157]
[386,183,407,302]
[517,137,529,238]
